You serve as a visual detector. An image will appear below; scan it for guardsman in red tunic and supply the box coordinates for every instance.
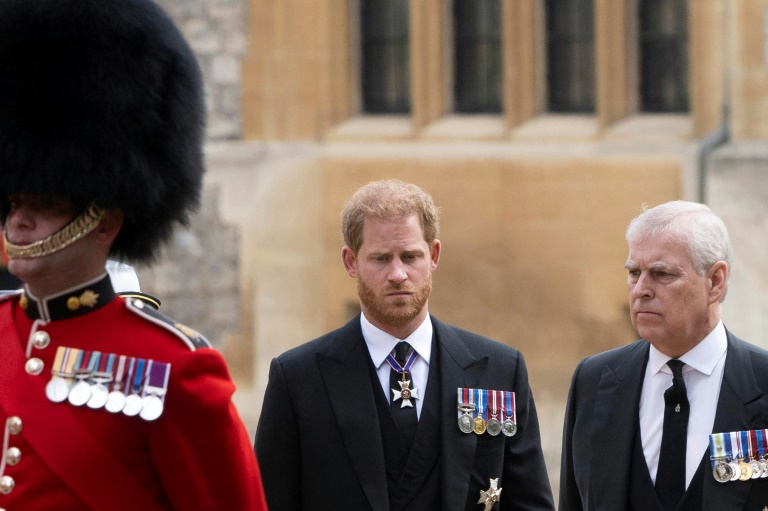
[0,0,267,509]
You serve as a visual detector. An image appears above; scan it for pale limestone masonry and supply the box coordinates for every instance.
[135,187,240,349]
[708,143,768,350]
[131,2,768,497]
[156,0,247,139]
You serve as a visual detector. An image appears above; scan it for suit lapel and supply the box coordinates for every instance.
[316,316,389,511]
[435,317,488,511]
[703,331,765,511]
[590,341,649,511]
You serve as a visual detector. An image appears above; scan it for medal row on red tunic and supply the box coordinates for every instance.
[457,388,517,437]
[45,346,171,421]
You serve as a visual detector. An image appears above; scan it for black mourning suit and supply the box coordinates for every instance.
[560,329,768,511]
[255,314,554,511]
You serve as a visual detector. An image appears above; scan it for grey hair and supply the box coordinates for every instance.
[626,200,732,278]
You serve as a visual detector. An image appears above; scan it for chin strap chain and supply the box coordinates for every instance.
[4,203,104,259]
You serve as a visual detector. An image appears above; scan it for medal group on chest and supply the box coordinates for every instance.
[710,430,768,483]
[457,388,517,437]
[44,345,171,422]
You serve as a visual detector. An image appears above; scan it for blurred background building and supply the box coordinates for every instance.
[128,0,768,498]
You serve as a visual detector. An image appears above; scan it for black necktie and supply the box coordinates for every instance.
[655,359,689,511]
[389,341,418,449]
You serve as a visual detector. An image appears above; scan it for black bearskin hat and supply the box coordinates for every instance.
[0,0,205,263]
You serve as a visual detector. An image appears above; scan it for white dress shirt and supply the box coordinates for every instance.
[361,313,432,419]
[639,321,728,489]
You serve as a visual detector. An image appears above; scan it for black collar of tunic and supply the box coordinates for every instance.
[20,273,116,321]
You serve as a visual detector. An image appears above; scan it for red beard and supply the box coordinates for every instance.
[357,275,432,329]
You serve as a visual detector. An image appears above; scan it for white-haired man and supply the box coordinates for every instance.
[560,201,768,511]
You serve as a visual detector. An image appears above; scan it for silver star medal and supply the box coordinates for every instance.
[478,478,502,511]
[392,375,419,408]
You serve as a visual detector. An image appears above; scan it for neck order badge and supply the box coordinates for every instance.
[386,343,419,408]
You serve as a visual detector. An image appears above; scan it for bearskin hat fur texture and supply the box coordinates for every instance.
[0,0,205,263]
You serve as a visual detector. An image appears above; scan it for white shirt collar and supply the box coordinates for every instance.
[360,312,433,369]
[648,320,727,376]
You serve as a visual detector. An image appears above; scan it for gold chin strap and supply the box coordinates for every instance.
[4,203,105,259]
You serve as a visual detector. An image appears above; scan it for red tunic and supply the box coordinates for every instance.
[0,277,266,510]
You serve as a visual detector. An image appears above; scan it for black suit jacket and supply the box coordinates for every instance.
[559,329,768,511]
[255,314,555,511]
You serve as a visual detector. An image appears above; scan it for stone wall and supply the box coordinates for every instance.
[156,0,247,139]
[707,143,768,348]
[193,138,683,499]
[135,187,240,349]
[138,1,768,502]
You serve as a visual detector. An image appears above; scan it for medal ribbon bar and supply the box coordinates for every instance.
[473,389,487,435]
[90,352,103,376]
[71,349,84,376]
[737,431,753,480]
[758,430,768,478]
[457,388,476,434]
[709,432,727,468]
[739,431,753,479]
[86,352,111,409]
[123,357,136,395]
[68,350,97,406]
[486,390,502,436]
[45,347,71,403]
[504,391,516,423]
[748,429,763,478]
[140,360,171,421]
[709,432,735,483]
[122,358,146,417]
[731,431,741,462]
[739,430,749,461]
[64,348,81,385]
[142,360,170,398]
[111,355,127,393]
[105,355,130,413]
[474,389,484,422]
[727,432,742,481]
[49,346,67,380]
[489,391,498,419]
[457,388,475,416]
[131,358,146,395]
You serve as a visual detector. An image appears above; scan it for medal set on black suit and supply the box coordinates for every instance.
[710,430,768,483]
[457,388,516,510]
[388,341,515,511]
[457,388,517,437]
